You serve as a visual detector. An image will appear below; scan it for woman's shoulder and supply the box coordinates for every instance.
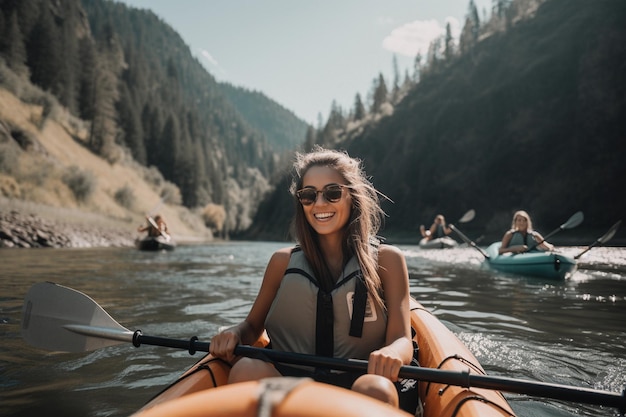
[379,243,401,253]
[263,246,297,282]
[272,246,296,257]
[268,246,297,264]
[378,243,405,263]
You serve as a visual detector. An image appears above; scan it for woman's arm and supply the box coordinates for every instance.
[209,247,291,362]
[533,232,554,251]
[369,244,413,381]
[427,223,437,239]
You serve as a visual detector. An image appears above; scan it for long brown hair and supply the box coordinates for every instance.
[289,146,387,310]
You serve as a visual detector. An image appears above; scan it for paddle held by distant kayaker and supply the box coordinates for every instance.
[137,214,169,239]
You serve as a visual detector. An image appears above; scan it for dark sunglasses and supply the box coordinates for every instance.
[296,184,345,206]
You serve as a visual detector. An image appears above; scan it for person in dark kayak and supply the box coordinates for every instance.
[499,210,554,254]
[210,146,416,411]
[419,214,452,241]
[137,214,169,239]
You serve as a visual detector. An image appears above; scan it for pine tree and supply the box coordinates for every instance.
[57,6,80,114]
[88,23,123,162]
[353,93,366,121]
[426,37,442,71]
[5,10,29,78]
[303,125,316,152]
[141,103,163,168]
[78,37,97,120]
[371,73,388,113]
[327,100,344,129]
[160,114,180,180]
[0,9,5,53]
[413,52,423,82]
[27,7,62,94]
[401,69,413,95]
[391,54,401,103]
[492,0,509,18]
[117,84,146,164]
[469,0,481,44]
[444,22,455,62]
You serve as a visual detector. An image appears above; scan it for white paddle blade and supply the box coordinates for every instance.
[21,282,132,353]
[563,211,584,229]
[458,209,476,224]
[599,220,621,244]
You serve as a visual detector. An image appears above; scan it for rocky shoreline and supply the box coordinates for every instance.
[0,210,136,248]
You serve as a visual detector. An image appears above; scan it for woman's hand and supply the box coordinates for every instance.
[209,328,241,363]
[367,346,405,382]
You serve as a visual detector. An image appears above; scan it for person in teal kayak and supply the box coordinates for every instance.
[420,214,452,240]
[499,210,554,254]
[209,146,417,412]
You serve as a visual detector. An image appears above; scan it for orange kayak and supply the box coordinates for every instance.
[132,298,515,417]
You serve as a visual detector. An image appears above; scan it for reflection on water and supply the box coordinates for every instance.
[1,241,625,417]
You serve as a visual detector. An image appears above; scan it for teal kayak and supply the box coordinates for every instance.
[485,242,577,280]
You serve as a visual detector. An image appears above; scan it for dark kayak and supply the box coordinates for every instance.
[136,236,176,251]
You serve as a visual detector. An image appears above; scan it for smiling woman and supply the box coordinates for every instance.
[209,146,418,412]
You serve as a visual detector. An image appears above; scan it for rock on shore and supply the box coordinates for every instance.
[0,210,135,248]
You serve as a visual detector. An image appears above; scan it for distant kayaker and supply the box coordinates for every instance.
[499,210,554,254]
[420,214,452,241]
[210,146,418,413]
[137,214,169,239]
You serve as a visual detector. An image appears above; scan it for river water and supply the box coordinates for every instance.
[1,241,625,417]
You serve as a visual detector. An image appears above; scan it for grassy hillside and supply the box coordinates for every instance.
[0,87,211,244]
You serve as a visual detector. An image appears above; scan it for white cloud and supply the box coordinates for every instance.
[197,48,229,79]
[382,17,461,58]
[199,48,219,67]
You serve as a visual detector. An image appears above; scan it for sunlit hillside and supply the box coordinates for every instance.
[0,87,211,242]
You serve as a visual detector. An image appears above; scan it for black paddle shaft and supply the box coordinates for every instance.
[131,332,626,413]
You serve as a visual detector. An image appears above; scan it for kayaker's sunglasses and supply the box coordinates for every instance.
[296,184,346,206]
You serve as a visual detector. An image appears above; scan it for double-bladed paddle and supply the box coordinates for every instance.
[449,224,490,259]
[574,220,621,260]
[456,209,476,224]
[147,216,171,241]
[524,211,584,252]
[20,282,626,412]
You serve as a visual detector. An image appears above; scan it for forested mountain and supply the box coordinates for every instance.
[1,0,623,243]
[245,0,626,242]
[218,83,309,152]
[0,0,307,234]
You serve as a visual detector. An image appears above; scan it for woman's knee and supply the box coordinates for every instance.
[352,374,399,408]
[228,358,280,383]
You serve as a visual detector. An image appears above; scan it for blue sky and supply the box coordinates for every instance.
[116,0,492,125]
